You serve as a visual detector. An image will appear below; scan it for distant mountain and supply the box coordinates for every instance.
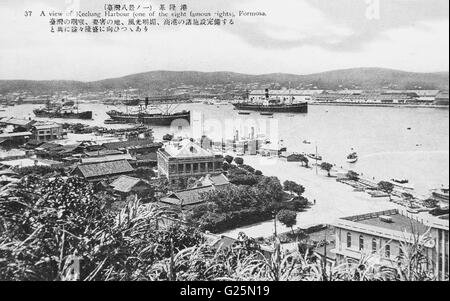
[0,68,448,95]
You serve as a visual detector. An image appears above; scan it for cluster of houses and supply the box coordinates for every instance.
[0,116,448,279]
[0,117,235,209]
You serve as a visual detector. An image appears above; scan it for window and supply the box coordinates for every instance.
[372,238,377,254]
[399,247,404,259]
[359,235,364,251]
[347,232,352,248]
[385,244,391,258]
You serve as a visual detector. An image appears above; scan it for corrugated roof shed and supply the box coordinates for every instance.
[160,185,215,207]
[110,175,149,193]
[200,174,230,187]
[81,153,134,164]
[0,131,32,138]
[103,139,161,150]
[0,117,35,127]
[85,149,123,157]
[74,160,134,179]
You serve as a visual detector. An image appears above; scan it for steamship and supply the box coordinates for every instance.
[106,96,191,126]
[233,89,308,113]
[106,110,190,126]
[33,99,93,120]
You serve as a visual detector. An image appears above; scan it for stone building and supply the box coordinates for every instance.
[332,209,449,280]
[157,139,223,186]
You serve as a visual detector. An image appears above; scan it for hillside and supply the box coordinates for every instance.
[0,68,448,95]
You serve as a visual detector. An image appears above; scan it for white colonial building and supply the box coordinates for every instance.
[332,209,449,280]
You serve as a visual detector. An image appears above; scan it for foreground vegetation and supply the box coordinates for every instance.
[0,175,445,281]
[186,160,308,233]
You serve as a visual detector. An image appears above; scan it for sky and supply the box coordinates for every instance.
[0,0,448,81]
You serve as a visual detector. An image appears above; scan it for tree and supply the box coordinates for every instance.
[283,180,305,197]
[346,170,360,181]
[134,166,156,180]
[224,155,234,164]
[299,155,309,168]
[254,170,263,176]
[423,198,439,209]
[283,180,297,195]
[292,184,305,197]
[234,157,244,165]
[186,177,200,189]
[402,192,414,206]
[277,210,297,234]
[320,162,333,177]
[163,134,174,141]
[378,181,395,201]
[241,164,255,174]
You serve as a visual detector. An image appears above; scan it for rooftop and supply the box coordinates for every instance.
[342,210,430,236]
[160,185,215,207]
[74,160,134,179]
[110,175,149,193]
[199,174,230,187]
[0,131,32,138]
[81,153,134,164]
[162,139,217,158]
[0,158,62,168]
[33,122,62,130]
[102,139,161,150]
[85,149,124,157]
[0,117,35,127]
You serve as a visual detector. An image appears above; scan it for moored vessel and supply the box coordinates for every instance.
[347,151,358,163]
[232,89,308,113]
[33,99,92,120]
[106,109,190,126]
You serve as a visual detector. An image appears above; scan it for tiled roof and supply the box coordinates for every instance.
[37,142,62,150]
[33,122,62,130]
[136,153,158,162]
[102,139,161,150]
[163,140,214,158]
[110,175,149,193]
[160,185,215,207]
[0,131,32,138]
[200,174,230,187]
[85,149,123,157]
[81,153,134,164]
[0,117,35,127]
[75,160,134,179]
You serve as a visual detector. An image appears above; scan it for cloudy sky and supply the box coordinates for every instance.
[0,0,448,81]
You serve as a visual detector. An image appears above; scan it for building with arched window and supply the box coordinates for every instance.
[359,235,364,251]
[157,139,223,187]
[331,209,449,280]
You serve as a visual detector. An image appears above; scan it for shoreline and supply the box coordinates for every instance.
[221,155,398,239]
[309,102,449,109]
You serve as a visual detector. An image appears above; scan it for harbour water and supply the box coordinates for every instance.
[1,102,448,195]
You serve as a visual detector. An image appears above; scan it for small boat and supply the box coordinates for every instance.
[347,152,358,163]
[391,179,409,185]
[302,140,312,145]
[407,127,412,130]
[104,119,126,125]
[238,111,251,115]
[389,180,415,191]
[307,153,322,161]
[260,112,274,116]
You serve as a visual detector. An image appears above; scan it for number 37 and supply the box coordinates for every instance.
[24,11,32,17]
